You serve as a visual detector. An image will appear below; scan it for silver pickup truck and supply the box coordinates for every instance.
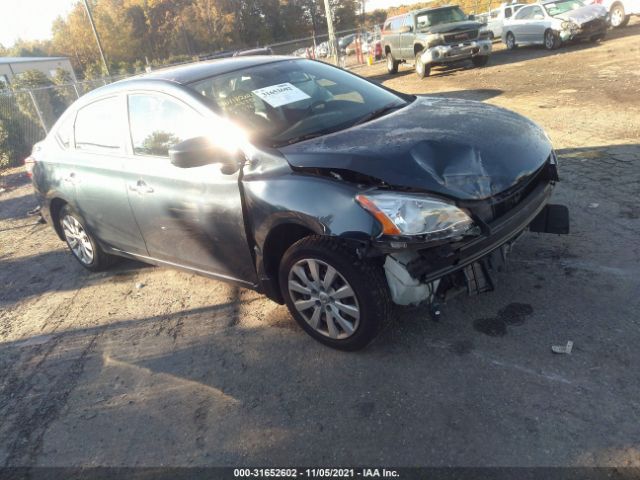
[382,5,493,78]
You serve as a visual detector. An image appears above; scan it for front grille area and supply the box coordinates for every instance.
[581,18,605,32]
[464,156,556,224]
[443,29,479,44]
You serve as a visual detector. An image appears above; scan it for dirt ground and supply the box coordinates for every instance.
[1,20,639,468]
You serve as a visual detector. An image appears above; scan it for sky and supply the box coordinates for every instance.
[0,0,77,47]
[0,0,421,48]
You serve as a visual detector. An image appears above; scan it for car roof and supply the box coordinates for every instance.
[134,55,293,84]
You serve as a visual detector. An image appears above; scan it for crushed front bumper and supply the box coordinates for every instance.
[377,163,569,306]
[420,39,492,65]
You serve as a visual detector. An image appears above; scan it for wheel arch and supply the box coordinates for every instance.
[260,222,318,303]
[49,197,69,240]
[413,43,425,55]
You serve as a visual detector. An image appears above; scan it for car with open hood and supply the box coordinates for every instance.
[502,0,609,50]
[27,57,569,350]
[381,5,493,78]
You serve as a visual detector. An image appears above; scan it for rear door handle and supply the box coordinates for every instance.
[129,180,154,194]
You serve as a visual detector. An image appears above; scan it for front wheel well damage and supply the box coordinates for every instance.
[49,198,67,240]
[262,223,316,302]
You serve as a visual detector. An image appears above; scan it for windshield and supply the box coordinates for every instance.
[416,7,468,29]
[544,0,584,16]
[189,59,407,147]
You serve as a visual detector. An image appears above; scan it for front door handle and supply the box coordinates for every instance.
[129,180,154,194]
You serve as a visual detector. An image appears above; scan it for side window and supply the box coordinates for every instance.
[74,97,122,152]
[56,113,75,149]
[531,6,544,17]
[505,8,512,18]
[383,21,391,31]
[515,6,532,19]
[128,94,205,157]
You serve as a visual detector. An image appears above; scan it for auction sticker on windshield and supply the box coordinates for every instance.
[252,83,310,108]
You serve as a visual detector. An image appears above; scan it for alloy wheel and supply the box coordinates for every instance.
[287,258,360,339]
[545,31,555,49]
[610,6,623,27]
[62,214,94,265]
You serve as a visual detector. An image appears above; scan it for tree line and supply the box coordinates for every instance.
[1,0,368,79]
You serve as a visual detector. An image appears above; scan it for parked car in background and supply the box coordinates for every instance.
[503,0,609,50]
[28,56,568,350]
[586,0,639,27]
[382,5,492,78]
[338,34,356,54]
[315,41,329,58]
[483,3,525,39]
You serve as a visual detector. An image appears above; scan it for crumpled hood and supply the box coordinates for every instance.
[280,97,552,200]
[557,4,607,24]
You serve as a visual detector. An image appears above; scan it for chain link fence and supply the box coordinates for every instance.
[0,75,129,169]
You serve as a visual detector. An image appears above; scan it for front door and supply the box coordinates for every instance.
[123,92,258,286]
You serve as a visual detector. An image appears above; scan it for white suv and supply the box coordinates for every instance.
[589,0,640,26]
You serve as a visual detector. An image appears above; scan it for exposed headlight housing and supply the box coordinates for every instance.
[426,33,445,48]
[561,20,578,30]
[356,191,478,240]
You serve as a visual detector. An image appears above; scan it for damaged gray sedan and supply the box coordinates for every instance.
[503,0,609,50]
[29,57,569,350]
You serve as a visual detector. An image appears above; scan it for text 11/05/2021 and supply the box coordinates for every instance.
[233,468,400,478]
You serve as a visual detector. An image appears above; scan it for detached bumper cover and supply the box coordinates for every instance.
[421,39,492,64]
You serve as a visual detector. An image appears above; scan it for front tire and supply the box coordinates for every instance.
[472,55,489,67]
[279,236,392,351]
[415,51,431,78]
[59,205,117,272]
[544,29,560,50]
[386,52,399,74]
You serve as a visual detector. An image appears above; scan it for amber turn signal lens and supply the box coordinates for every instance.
[355,194,402,235]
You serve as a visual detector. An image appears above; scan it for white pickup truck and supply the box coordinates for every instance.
[481,3,525,39]
[587,0,640,27]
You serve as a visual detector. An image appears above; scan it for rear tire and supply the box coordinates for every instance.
[59,205,117,272]
[279,236,392,351]
[505,32,517,50]
[386,52,399,74]
[472,55,489,67]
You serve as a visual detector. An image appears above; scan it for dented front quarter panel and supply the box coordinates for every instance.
[279,97,553,201]
[241,149,380,251]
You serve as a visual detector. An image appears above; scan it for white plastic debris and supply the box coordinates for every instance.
[551,341,573,355]
[135,282,145,289]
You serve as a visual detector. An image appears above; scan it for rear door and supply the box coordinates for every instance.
[123,91,258,285]
[510,5,534,42]
[70,95,147,255]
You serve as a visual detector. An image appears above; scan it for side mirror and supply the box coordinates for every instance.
[169,136,240,173]
[468,14,476,20]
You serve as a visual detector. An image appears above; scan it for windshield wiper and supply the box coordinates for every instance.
[272,127,340,147]
[351,102,404,127]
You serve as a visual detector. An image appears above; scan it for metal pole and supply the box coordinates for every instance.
[28,91,48,135]
[82,0,111,76]
[323,0,339,65]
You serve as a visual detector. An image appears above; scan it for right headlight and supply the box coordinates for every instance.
[355,191,479,240]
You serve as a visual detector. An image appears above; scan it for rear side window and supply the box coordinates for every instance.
[128,94,205,157]
[515,6,532,19]
[74,97,122,152]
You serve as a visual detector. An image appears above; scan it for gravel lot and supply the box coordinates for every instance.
[1,20,639,467]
